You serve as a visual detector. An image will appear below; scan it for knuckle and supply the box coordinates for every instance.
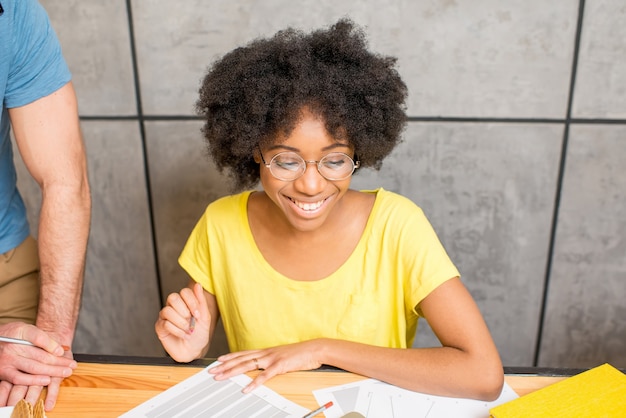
[166,293,179,304]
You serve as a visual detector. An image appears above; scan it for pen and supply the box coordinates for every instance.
[189,316,196,333]
[302,401,333,418]
[0,336,70,351]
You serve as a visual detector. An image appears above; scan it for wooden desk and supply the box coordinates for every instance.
[47,355,574,418]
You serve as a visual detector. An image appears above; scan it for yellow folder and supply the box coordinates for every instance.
[489,363,626,418]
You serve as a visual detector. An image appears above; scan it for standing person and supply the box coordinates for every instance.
[0,0,91,411]
[156,19,503,400]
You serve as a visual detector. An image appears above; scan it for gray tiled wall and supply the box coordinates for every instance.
[14,0,625,366]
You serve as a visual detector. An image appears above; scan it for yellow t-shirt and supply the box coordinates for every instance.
[179,188,459,352]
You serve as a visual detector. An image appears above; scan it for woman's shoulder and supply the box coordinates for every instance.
[362,187,424,215]
[205,191,252,213]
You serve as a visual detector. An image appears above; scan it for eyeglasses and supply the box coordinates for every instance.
[258,147,360,181]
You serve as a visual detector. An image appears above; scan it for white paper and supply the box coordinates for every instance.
[120,362,308,418]
[0,407,14,418]
[313,379,519,418]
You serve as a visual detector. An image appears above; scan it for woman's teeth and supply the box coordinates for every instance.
[294,199,324,211]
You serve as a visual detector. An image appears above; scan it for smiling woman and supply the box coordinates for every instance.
[252,109,362,234]
[154,18,505,402]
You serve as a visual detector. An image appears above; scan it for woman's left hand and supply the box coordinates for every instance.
[209,339,324,393]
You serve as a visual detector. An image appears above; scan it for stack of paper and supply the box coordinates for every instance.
[120,362,308,417]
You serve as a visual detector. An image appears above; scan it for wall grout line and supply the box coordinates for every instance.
[125,0,164,306]
[78,115,626,125]
[533,0,587,367]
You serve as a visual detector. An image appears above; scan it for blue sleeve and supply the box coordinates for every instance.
[4,0,71,108]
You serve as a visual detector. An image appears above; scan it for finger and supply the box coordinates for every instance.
[0,381,11,406]
[44,377,62,411]
[210,352,248,374]
[164,293,194,329]
[4,370,51,387]
[7,384,27,407]
[22,346,77,368]
[179,286,200,318]
[179,287,201,334]
[6,343,74,366]
[160,316,192,341]
[164,290,188,310]
[156,306,191,339]
[10,353,75,381]
[19,326,65,357]
[63,348,75,362]
[212,354,263,380]
[243,369,275,394]
[216,350,255,363]
[193,282,209,319]
[24,385,43,406]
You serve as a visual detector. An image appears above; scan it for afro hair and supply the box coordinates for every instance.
[196,18,408,190]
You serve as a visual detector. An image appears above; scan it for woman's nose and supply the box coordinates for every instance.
[293,161,326,193]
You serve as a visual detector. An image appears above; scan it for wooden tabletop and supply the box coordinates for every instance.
[50,362,363,417]
[43,355,573,418]
[39,355,578,418]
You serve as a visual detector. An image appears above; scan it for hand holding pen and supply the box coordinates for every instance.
[155,282,211,363]
[0,335,70,351]
[0,322,77,388]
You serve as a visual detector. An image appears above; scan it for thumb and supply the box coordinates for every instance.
[192,282,209,321]
[23,326,65,356]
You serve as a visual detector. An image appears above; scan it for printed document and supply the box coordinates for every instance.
[313,378,519,418]
[120,362,308,418]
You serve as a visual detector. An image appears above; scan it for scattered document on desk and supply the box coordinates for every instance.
[0,407,14,418]
[313,379,518,418]
[119,361,308,418]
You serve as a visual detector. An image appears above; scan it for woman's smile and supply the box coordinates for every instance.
[287,196,327,212]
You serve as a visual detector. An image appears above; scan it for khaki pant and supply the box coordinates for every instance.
[0,236,40,325]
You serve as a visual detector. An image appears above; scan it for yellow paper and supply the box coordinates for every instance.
[489,363,626,418]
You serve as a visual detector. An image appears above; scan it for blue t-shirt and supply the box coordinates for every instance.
[0,0,71,253]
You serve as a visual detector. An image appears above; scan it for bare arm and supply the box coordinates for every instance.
[317,278,504,400]
[8,81,91,348]
[213,277,504,401]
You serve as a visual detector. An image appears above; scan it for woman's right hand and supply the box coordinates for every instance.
[155,282,211,362]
